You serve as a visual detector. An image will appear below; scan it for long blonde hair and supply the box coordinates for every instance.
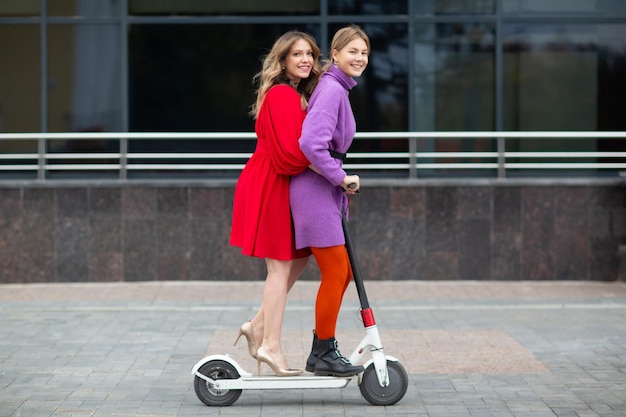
[250,31,322,118]
[322,25,370,72]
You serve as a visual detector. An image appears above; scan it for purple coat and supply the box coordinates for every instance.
[290,65,357,249]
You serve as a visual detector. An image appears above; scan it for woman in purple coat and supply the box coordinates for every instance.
[290,25,370,377]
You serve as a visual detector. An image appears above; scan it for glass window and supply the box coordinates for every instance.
[129,23,320,133]
[0,25,40,132]
[503,23,626,171]
[47,24,123,133]
[503,0,626,15]
[0,24,40,179]
[413,22,496,177]
[0,0,39,16]
[128,23,320,178]
[129,0,319,16]
[46,24,122,179]
[413,0,495,15]
[503,23,626,131]
[329,0,407,15]
[414,23,495,131]
[48,0,121,17]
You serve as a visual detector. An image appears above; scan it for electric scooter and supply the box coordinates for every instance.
[191,195,409,406]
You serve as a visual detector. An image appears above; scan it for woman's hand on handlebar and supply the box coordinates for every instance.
[341,175,360,195]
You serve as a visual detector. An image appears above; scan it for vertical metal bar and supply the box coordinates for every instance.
[409,136,417,179]
[495,0,505,179]
[320,0,328,57]
[38,0,48,181]
[497,136,505,178]
[119,136,128,180]
[342,207,370,310]
[37,137,46,181]
[119,0,129,180]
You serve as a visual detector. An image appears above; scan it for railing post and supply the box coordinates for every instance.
[119,136,127,180]
[37,137,46,181]
[497,136,505,179]
[409,135,417,179]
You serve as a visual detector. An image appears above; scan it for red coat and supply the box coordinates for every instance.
[230,85,311,260]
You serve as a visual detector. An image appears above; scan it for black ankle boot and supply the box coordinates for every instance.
[305,330,318,373]
[314,337,364,377]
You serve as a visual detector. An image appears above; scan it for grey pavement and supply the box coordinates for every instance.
[1,280,625,417]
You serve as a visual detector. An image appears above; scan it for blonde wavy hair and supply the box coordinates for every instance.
[322,25,370,72]
[250,31,322,118]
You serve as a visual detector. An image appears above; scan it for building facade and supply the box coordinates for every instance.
[1,0,625,180]
[0,1,625,283]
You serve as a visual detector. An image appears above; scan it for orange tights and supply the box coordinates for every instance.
[311,245,353,340]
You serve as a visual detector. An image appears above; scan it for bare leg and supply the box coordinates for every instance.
[257,258,293,369]
[287,256,309,291]
[249,257,308,365]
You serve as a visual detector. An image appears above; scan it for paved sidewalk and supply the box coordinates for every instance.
[1,280,625,417]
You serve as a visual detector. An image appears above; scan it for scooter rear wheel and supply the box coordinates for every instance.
[359,360,408,406]
[193,360,242,406]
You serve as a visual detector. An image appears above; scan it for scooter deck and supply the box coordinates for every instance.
[195,373,355,390]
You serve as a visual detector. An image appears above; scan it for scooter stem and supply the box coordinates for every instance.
[361,307,376,327]
[342,203,390,387]
[341,208,370,310]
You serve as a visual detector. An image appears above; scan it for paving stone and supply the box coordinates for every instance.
[0,281,625,416]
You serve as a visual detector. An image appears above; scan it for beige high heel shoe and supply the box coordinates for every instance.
[256,346,303,377]
[233,321,257,359]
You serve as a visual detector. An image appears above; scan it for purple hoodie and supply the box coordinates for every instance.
[290,64,357,249]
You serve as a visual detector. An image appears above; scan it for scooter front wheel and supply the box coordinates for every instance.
[359,360,408,406]
[193,360,242,406]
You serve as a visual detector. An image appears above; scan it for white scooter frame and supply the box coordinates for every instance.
[192,203,409,406]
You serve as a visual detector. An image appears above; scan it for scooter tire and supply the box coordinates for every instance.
[359,359,408,406]
[193,360,242,406]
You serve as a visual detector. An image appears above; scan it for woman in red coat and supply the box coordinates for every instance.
[230,31,322,376]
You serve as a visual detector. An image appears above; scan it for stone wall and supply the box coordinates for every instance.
[0,179,623,283]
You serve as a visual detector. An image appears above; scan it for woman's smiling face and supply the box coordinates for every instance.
[283,38,315,85]
[332,37,369,78]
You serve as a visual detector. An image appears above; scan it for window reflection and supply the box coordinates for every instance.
[503,23,626,170]
[47,24,122,133]
[414,22,494,132]
[503,23,626,131]
[414,23,494,130]
[414,22,495,177]
[46,23,122,179]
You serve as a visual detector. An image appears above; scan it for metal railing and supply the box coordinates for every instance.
[0,131,625,181]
